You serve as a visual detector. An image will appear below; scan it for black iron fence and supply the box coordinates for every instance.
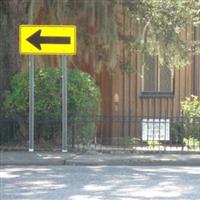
[1,115,200,152]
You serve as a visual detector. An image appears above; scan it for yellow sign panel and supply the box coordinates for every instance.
[19,25,76,55]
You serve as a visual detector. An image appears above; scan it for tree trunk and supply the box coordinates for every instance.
[0,0,30,101]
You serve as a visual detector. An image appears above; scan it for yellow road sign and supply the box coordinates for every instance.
[19,25,76,55]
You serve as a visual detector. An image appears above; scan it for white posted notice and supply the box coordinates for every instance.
[142,118,170,141]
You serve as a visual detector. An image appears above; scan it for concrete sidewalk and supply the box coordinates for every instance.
[1,151,200,166]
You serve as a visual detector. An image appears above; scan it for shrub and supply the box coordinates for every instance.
[183,137,200,149]
[181,95,200,118]
[181,95,200,141]
[3,67,101,146]
[170,121,184,145]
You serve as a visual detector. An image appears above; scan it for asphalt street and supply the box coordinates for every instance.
[1,165,200,200]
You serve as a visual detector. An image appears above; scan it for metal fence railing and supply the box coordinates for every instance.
[1,115,200,152]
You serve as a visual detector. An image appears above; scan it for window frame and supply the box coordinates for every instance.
[141,54,175,97]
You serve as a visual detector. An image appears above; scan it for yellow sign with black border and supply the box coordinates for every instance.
[19,25,76,55]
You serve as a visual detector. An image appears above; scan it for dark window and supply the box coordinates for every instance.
[142,54,174,94]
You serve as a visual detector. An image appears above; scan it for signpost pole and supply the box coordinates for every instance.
[20,25,76,153]
[29,55,34,152]
[62,56,68,152]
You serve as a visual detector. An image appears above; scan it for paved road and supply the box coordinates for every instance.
[1,166,200,200]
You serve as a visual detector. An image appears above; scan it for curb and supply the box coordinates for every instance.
[3,159,200,166]
[2,152,200,166]
[1,160,66,166]
[64,160,200,166]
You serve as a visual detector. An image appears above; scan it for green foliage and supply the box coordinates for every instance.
[79,123,97,145]
[184,137,200,149]
[3,71,29,114]
[68,68,100,117]
[3,67,100,116]
[181,95,200,118]
[3,67,101,145]
[122,0,200,69]
[181,95,200,140]
[147,140,161,147]
[170,121,184,144]
[130,137,141,146]
[168,96,200,149]
[3,68,61,115]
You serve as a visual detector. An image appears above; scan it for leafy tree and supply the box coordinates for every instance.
[0,0,29,103]
[1,0,199,97]
[121,0,200,69]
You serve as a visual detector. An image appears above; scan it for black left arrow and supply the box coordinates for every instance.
[26,29,71,50]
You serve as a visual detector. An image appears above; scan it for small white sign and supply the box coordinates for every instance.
[142,118,170,141]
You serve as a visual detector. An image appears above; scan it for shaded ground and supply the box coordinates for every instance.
[1,166,200,200]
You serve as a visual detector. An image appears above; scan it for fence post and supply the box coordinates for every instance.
[72,118,75,150]
[181,116,184,151]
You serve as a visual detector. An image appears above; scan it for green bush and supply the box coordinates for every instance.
[184,137,200,149]
[3,68,61,115]
[181,95,200,141]
[170,121,184,145]
[181,95,200,118]
[3,67,101,146]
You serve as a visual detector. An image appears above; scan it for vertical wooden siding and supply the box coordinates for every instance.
[108,17,198,139]
[17,1,200,141]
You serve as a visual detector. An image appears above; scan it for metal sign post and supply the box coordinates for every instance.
[19,25,76,152]
[62,56,68,152]
[29,55,34,152]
